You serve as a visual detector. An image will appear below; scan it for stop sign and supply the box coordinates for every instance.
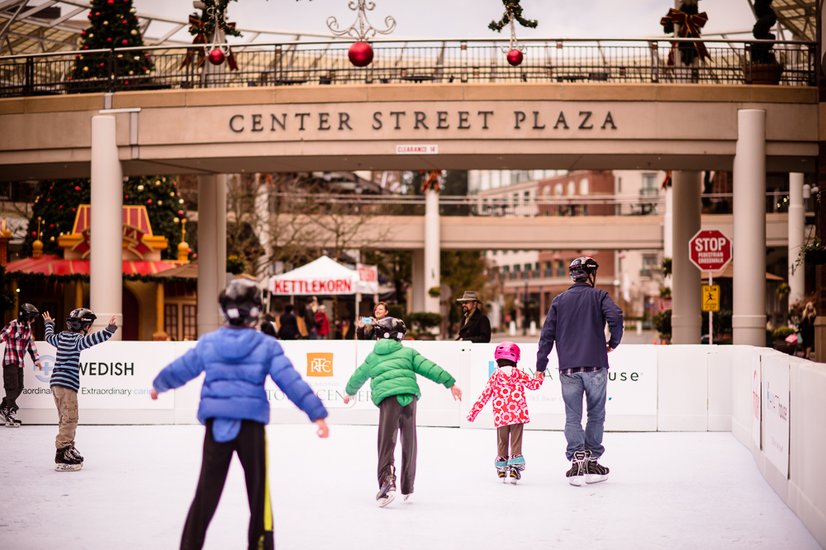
[689,229,732,272]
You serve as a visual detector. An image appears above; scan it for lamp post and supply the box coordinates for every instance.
[523,279,529,336]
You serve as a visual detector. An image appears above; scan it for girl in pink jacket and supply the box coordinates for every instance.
[467,342,543,481]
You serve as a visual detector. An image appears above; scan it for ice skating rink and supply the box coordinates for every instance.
[1,424,820,550]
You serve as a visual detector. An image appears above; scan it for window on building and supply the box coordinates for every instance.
[641,173,659,197]
[182,304,197,340]
[579,178,589,195]
[640,253,659,277]
[164,304,179,341]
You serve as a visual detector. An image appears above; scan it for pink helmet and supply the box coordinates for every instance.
[494,342,521,363]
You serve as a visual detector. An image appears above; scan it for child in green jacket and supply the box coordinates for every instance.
[343,317,462,507]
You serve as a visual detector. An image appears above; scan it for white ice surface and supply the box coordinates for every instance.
[0,424,820,550]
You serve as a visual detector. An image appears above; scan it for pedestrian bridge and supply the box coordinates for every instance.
[272,212,791,250]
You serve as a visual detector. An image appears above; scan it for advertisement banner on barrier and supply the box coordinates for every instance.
[761,353,790,478]
[6,341,178,410]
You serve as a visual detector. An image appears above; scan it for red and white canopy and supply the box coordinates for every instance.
[270,256,378,296]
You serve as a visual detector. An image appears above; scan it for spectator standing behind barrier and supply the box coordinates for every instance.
[800,301,816,359]
[535,256,623,487]
[304,297,319,340]
[356,302,390,340]
[456,291,491,343]
[315,305,330,340]
[277,305,300,340]
[260,314,277,338]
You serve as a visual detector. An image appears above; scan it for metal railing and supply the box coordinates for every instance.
[268,190,797,217]
[0,37,815,97]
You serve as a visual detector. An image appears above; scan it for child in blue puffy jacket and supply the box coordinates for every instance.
[151,279,329,550]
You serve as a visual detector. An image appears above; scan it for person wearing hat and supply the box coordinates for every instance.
[456,291,491,343]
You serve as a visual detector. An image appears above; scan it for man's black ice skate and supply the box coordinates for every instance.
[55,446,83,472]
[585,457,609,484]
[566,450,588,487]
[0,406,10,425]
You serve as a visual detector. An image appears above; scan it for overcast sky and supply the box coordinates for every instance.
[128,0,759,43]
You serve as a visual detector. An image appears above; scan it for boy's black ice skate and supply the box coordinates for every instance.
[566,450,588,487]
[55,446,83,472]
[67,445,84,463]
[0,406,10,425]
[375,468,396,508]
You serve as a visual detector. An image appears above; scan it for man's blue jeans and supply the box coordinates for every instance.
[560,368,607,461]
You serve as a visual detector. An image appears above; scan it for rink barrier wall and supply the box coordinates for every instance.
[5,341,825,547]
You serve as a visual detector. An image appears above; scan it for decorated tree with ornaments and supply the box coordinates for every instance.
[70,0,153,88]
[23,177,188,261]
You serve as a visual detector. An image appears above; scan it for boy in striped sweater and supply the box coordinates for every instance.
[42,308,118,472]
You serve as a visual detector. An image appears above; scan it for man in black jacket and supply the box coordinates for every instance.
[456,291,491,343]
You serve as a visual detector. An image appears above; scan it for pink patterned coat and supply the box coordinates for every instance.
[467,366,543,428]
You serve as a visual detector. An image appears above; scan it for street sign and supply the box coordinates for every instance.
[702,284,720,312]
[689,229,732,272]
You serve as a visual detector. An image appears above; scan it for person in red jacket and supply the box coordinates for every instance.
[467,342,543,482]
[314,305,330,339]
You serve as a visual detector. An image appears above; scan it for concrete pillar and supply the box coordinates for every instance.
[254,174,271,279]
[788,173,805,308]
[411,249,425,312]
[197,175,227,335]
[670,170,702,344]
[663,183,674,259]
[89,115,122,339]
[733,109,767,346]
[423,189,440,313]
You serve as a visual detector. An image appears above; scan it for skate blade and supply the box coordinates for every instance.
[568,475,586,487]
[5,423,20,428]
[376,492,396,508]
[55,463,83,472]
[585,474,608,484]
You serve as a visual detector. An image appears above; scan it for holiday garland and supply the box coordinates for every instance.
[182,0,242,70]
[489,0,538,32]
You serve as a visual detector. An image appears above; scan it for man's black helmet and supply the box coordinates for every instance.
[375,317,407,341]
[18,303,39,323]
[219,279,262,326]
[67,308,96,332]
[569,256,599,285]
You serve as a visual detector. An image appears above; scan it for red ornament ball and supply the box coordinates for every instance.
[348,41,373,67]
[177,210,184,216]
[121,39,128,46]
[506,49,524,66]
[207,48,225,66]
[74,186,81,191]
[147,199,153,205]
[107,0,114,3]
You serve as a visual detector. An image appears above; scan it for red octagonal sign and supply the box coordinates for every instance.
[689,229,732,272]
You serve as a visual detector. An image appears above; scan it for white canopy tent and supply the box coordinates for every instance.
[269,256,378,296]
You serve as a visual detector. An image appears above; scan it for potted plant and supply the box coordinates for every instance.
[745,0,783,85]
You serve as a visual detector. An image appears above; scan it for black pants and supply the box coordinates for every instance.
[180,420,273,550]
[1,364,24,412]
[377,397,417,495]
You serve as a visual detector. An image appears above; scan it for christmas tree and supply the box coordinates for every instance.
[69,0,154,89]
[24,176,188,261]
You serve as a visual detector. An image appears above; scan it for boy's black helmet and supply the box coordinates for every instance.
[18,303,39,323]
[67,308,96,332]
[569,256,599,285]
[219,279,262,326]
[375,317,407,341]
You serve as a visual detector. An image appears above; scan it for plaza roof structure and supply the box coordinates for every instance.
[0,0,816,56]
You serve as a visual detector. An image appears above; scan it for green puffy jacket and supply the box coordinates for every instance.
[345,339,456,407]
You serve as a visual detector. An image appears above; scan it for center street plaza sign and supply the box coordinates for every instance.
[689,229,732,272]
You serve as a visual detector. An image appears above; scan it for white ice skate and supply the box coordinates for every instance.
[55,463,83,472]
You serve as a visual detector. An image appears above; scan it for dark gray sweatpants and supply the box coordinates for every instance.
[377,396,417,495]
